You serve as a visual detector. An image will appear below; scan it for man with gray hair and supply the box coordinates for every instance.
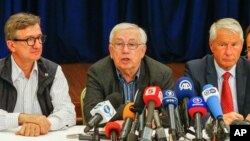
[84,23,174,125]
[184,18,250,125]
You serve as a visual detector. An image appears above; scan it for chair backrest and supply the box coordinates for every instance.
[80,87,86,125]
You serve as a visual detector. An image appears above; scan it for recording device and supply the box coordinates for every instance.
[104,121,121,141]
[141,86,162,141]
[175,77,195,130]
[202,84,229,136]
[153,109,167,141]
[84,93,122,133]
[162,89,178,140]
[120,102,135,140]
[187,96,207,140]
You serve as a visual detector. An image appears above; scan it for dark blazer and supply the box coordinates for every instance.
[184,54,250,117]
[84,55,174,123]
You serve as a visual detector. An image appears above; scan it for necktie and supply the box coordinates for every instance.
[221,72,234,114]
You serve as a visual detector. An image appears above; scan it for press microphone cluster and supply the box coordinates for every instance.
[84,93,122,133]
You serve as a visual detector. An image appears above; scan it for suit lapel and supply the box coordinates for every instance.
[206,56,218,88]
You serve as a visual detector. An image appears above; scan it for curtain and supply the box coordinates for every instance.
[1,0,250,63]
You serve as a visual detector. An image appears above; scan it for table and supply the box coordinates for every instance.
[0,126,87,141]
[1,125,211,141]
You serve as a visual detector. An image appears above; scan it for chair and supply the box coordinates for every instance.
[80,87,86,125]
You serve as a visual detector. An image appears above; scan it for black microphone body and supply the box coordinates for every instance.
[127,113,139,141]
[120,118,133,140]
[138,108,145,137]
[182,97,190,129]
[194,113,202,140]
[84,114,102,133]
[154,110,167,141]
[174,108,186,138]
[141,101,155,141]
[110,130,118,141]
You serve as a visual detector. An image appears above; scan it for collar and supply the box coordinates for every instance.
[11,55,38,81]
[214,59,236,79]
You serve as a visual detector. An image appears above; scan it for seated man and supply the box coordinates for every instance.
[0,12,76,136]
[84,23,174,125]
[184,18,250,125]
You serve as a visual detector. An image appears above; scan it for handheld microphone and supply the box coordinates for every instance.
[141,86,162,141]
[104,121,121,141]
[84,93,122,133]
[187,96,207,140]
[162,89,178,140]
[120,102,135,140]
[202,84,229,135]
[175,77,195,129]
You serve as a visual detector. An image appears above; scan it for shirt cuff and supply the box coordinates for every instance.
[48,116,67,131]
[6,113,20,129]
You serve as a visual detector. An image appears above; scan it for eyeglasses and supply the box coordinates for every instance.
[111,42,144,50]
[13,35,46,46]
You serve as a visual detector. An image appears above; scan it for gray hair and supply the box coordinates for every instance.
[209,18,243,42]
[109,23,147,44]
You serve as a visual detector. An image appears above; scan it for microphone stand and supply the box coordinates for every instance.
[92,126,100,141]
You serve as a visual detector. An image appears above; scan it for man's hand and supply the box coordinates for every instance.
[19,114,51,134]
[223,112,244,125]
[16,122,41,136]
[245,113,250,121]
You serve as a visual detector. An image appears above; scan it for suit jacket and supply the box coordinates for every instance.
[184,54,250,117]
[84,55,174,124]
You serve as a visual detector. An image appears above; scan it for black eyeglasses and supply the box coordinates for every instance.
[13,35,46,46]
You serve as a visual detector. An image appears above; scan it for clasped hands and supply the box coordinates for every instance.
[16,113,51,137]
[223,112,250,125]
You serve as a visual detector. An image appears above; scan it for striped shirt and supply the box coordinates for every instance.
[0,56,76,131]
[116,69,140,103]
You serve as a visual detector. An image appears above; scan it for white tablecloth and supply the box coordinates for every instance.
[0,125,87,141]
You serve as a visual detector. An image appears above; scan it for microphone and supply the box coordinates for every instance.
[104,121,121,141]
[175,77,195,130]
[127,90,145,141]
[202,84,229,136]
[153,109,167,141]
[84,93,122,133]
[141,86,162,141]
[120,102,135,140]
[162,89,178,140]
[187,96,207,140]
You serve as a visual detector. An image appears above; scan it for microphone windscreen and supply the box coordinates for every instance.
[201,84,222,119]
[175,76,195,100]
[187,96,207,118]
[104,121,121,138]
[162,89,178,108]
[143,86,162,108]
[131,89,144,114]
[106,92,123,109]
[123,102,135,120]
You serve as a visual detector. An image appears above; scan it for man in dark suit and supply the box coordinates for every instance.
[184,18,250,125]
[83,23,174,125]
